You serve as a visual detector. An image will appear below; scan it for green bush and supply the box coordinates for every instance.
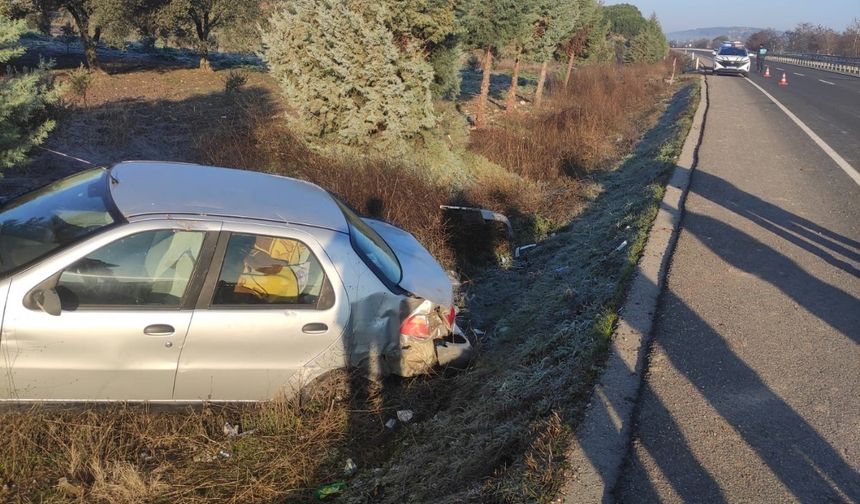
[1,14,60,170]
[67,63,93,105]
[263,0,436,151]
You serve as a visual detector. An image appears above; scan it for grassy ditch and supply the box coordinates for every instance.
[0,60,698,502]
[340,78,701,503]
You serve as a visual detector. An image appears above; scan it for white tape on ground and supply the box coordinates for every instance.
[745,78,860,187]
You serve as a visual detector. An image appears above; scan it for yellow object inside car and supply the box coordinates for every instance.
[235,237,309,302]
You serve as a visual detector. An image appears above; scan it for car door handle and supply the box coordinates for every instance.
[144,324,175,336]
[302,323,328,334]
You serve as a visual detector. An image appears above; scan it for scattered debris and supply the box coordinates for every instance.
[138,450,154,462]
[473,327,486,336]
[217,449,232,459]
[193,452,216,463]
[554,266,570,274]
[343,458,357,477]
[315,481,347,500]
[614,240,629,253]
[222,421,255,439]
[384,418,397,430]
[515,243,537,258]
[440,205,514,238]
[56,478,82,498]
[396,410,414,423]
[223,422,240,438]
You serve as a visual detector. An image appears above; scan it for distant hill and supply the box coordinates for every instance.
[667,27,764,43]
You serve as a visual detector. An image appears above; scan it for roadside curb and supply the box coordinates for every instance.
[559,75,709,503]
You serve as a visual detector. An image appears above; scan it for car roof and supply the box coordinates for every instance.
[108,161,348,233]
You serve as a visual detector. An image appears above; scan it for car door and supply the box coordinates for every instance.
[0,220,219,401]
[172,224,350,401]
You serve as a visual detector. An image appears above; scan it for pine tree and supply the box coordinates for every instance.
[1,13,58,170]
[460,0,532,127]
[627,13,667,64]
[524,0,579,108]
[263,0,436,150]
[559,0,603,87]
[501,0,538,113]
[384,0,461,99]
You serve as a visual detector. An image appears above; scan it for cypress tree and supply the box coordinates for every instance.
[263,0,436,150]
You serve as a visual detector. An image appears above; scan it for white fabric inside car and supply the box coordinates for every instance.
[144,231,203,299]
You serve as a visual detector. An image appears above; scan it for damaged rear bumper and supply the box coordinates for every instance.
[388,323,474,377]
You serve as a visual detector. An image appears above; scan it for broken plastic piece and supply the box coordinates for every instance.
[384,418,397,430]
[397,410,414,423]
[217,449,231,459]
[223,422,239,438]
[343,458,357,477]
[614,240,629,253]
[440,205,513,238]
[315,481,347,500]
[515,243,537,258]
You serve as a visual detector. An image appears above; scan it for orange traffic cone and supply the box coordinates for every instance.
[779,72,788,86]
[764,66,771,78]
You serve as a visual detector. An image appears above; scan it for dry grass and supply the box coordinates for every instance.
[0,371,360,502]
[470,63,673,181]
[1,57,695,503]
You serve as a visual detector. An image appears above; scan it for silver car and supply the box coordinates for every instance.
[0,161,472,402]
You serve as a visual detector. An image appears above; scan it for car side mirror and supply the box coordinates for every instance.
[31,288,62,316]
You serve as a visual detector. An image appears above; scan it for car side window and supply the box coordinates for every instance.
[212,233,332,308]
[56,230,205,309]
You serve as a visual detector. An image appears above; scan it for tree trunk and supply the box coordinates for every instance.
[83,38,99,71]
[67,6,102,72]
[476,47,492,128]
[505,52,521,113]
[564,51,575,87]
[199,51,213,71]
[535,60,548,108]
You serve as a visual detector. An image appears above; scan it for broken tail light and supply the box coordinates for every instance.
[444,306,456,329]
[401,314,431,339]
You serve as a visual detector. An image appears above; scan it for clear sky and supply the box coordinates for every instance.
[605,0,860,33]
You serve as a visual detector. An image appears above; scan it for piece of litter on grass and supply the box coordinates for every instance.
[473,328,486,336]
[343,458,357,477]
[315,481,347,500]
[223,422,239,438]
[397,410,414,423]
[554,266,570,274]
[613,240,628,253]
[217,449,231,459]
[515,243,537,258]
[384,418,397,430]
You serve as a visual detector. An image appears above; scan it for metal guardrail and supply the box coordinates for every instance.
[757,53,860,76]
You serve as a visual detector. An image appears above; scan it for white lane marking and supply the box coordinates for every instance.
[793,72,805,76]
[819,79,836,85]
[745,78,860,187]
[776,67,785,71]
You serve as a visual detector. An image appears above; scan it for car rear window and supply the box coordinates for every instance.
[332,198,402,288]
[719,47,748,56]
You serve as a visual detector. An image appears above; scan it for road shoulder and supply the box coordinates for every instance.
[560,74,709,503]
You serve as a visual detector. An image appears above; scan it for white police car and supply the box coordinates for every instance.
[713,44,751,77]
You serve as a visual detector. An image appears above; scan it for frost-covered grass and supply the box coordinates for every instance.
[0,54,699,502]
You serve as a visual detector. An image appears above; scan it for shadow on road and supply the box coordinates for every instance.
[576,166,860,501]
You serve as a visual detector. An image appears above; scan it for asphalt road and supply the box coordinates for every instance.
[692,49,860,171]
[617,68,860,502]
